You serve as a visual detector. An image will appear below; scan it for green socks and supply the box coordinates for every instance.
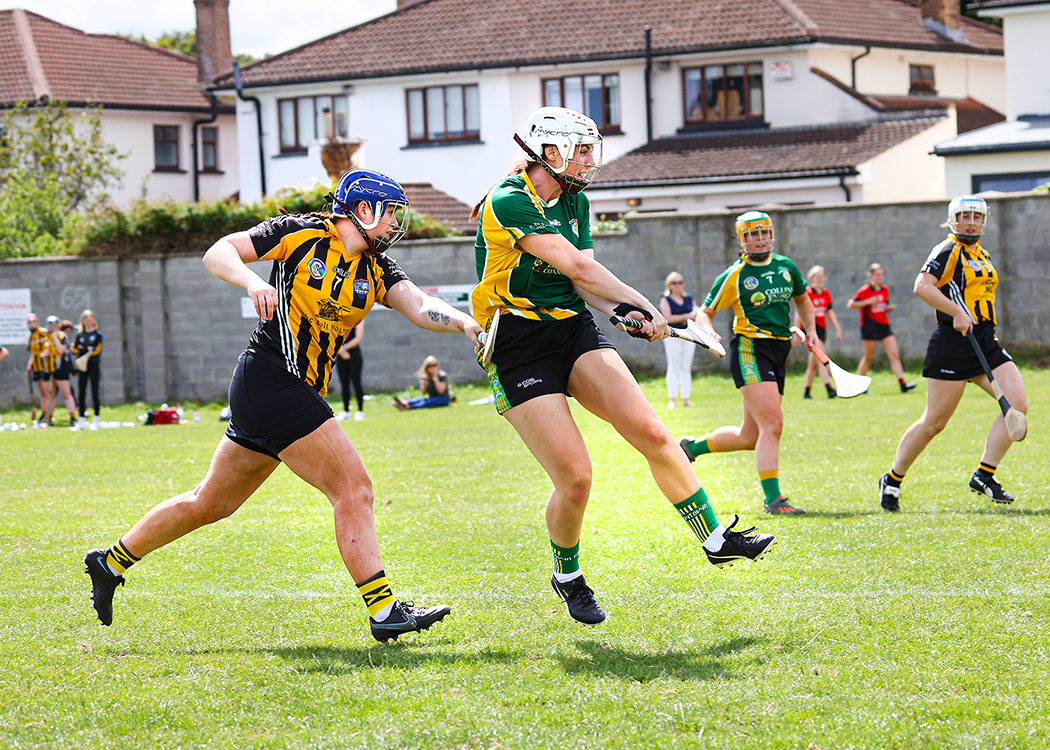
[674,487,719,541]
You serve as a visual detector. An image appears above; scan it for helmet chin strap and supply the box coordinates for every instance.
[514,134,583,196]
[955,233,981,246]
[326,191,384,255]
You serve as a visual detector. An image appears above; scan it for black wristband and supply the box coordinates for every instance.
[611,303,652,321]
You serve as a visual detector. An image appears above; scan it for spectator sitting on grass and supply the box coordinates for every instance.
[393,356,453,410]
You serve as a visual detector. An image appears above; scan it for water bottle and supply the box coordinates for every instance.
[193,409,201,423]
[176,403,184,419]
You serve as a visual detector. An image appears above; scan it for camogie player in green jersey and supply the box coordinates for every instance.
[680,211,817,515]
[471,107,776,627]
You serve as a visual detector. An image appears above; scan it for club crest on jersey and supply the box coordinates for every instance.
[569,219,579,237]
[353,279,370,298]
[307,259,327,280]
[750,292,767,307]
[967,259,983,271]
[744,277,759,290]
[781,269,793,283]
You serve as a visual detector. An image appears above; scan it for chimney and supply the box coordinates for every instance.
[195,0,233,85]
[920,0,964,42]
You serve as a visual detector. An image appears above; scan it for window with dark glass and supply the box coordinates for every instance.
[909,64,936,94]
[153,125,179,169]
[201,126,218,171]
[278,95,349,152]
[406,84,480,144]
[683,63,763,124]
[542,74,620,131]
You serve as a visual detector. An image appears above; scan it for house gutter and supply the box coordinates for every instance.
[233,61,267,196]
[644,25,653,143]
[850,46,871,90]
[191,94,219,202]
[839,173,852,202]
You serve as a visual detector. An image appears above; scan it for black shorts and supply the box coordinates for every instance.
[815,323,827,343]
[922,322,1012,381]
[729,336,791,394]
[482,309,614,415]
[224,351,333,459]
[54,359,73,381]
[861,320,893,341]
[32,370,53,382]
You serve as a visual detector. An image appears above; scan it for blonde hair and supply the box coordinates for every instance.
[78,309,98,332]
[868,263,883,277]
[416,355,443,379]
[663,272,685,296]
[806,265,826,284]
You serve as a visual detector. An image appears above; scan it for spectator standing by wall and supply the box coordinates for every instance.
[658,272,699,410]
[72,309,104,429]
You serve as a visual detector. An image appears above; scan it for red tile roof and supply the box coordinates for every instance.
[402,182,477,234]
[220,0,1002,88]
[0,9,226,112]
[591,117,946,188]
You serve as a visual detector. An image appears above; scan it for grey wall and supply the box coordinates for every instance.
[1,193,1047,409]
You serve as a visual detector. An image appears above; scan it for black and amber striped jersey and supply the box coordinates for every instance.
[246,214,408,396]
[27,328,57,374]
[921,235,998,326]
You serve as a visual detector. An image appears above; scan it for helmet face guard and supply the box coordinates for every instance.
[947,195,988,246]
[327,169,410,254]
[735,211,775,262]
[516,107,603,195]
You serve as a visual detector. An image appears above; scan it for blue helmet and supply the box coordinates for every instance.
[327,169,410,253]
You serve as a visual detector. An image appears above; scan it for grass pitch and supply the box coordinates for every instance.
[1,370,1047,749]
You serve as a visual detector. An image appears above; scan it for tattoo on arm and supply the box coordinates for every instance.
[428,309,451,327]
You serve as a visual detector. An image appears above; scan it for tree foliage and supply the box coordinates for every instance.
[0,100,126,258]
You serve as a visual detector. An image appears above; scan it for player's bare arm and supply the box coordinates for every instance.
[793,293,818,346]
[913,271,971,334]
[203,232,278,321]
[385,280,482,345]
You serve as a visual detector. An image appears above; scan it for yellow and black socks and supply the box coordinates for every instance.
[551,540,582,582]
[759,471,781,506]
[977,462,997,479]
[357,570,395,622]
[886,468,905,488]
[674,487,719,542]
[682,436,714,459]
[104,539,140,576]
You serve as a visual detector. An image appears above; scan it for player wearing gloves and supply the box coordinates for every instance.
[469,106,775,627]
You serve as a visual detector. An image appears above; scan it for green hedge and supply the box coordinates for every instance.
[67,183,460,258]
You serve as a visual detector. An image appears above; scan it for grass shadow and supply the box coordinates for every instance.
[558,636,766,682]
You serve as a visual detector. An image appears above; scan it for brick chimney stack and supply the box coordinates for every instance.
[920,0,964,42]
[195,0,233,85]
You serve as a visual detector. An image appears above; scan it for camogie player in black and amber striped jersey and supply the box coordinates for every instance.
[82,169,481,643]
[879,196,1028,511]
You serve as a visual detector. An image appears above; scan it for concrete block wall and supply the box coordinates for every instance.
[1,192,1047,409]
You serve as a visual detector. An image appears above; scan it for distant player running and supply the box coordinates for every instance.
[795,265,843,399]
[680,212,816,515]
[848,263,916,394]
[878,196,1028,511]
[470,106,775,626]
[83,169,481,642]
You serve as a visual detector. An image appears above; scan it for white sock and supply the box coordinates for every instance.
[702,525,726,551]
[372,602,395,621]
[553,569,583,584]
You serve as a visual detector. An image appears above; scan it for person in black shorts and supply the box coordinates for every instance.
[848,263,915,393]
[470,106,775,627]
[83,169,482,643]
[878,196,1028,511]
[52,319,79,427]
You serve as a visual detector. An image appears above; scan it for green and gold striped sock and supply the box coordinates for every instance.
[357,570,395,620]
[551,539,581,579]
[104,539,140,576]
[674,487,719,541]
[684,437,714,458]
[759,472,781,506]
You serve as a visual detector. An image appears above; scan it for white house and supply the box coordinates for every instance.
[213,0,1004,214]
[934,0,1050,194]
[0,6,239,206]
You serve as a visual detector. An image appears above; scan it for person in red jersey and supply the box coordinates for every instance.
[795,265,843,399]
[847,263,915,393]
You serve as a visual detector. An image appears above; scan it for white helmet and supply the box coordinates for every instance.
[514,106,603,194]
[947,195,988,246]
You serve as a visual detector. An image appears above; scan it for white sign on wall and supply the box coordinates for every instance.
[0,288,32,345]
[769,62,794,80]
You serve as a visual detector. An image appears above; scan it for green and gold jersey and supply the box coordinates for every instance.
[471,172,592,330]
[27,328,57,374]
[703,254,806,340]
[247,214,409,396]
[921,235,997,326]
